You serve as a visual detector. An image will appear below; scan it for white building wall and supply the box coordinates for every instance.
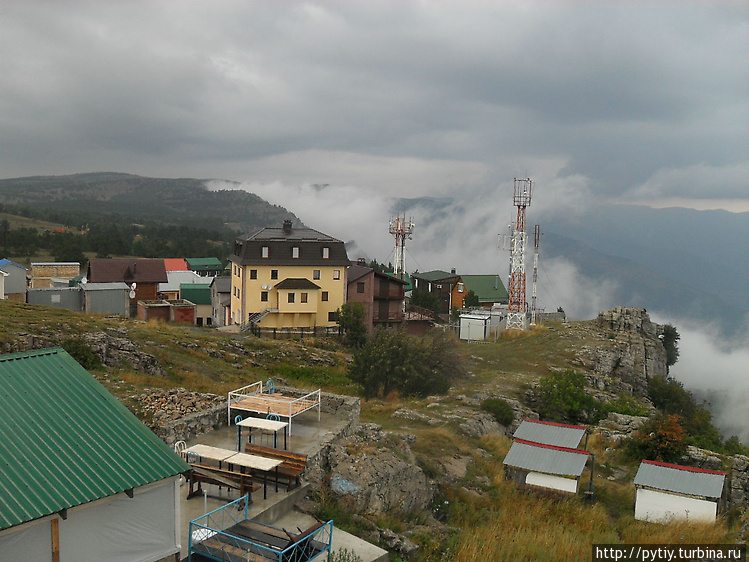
[0,518,53,562]
[525,472,578,494]
[634,488,717,523]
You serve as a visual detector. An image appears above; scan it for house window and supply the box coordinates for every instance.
[322,247,330,259]
[328,311,336,322]
[301,292,308,303]
[288,293,295,303]
[357,282,365,293]
[321,291,328,302]
[271,270,278,280]
[292,247,300,259]
[313,270,320,280]
[333,270,340,280]
[458,282,464,293]
[261,291,268,302]
[250,269,257,279]
[261,246,269,258]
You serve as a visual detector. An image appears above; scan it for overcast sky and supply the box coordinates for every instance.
[1,1,746,208]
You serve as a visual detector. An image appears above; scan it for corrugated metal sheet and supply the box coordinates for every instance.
[0,348,189,531]
[633,460,726,499]
[513,419,586,448]
[503,439,589,477]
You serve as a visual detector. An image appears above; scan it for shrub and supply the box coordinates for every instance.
[603,396,649,417]
[625,414,687,462]
[534,370,603,424]
[61,337,102,371]
[481,398,515,426]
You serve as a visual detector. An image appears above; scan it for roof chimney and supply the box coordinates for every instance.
[283,220,293,234]
[451,268,456,275]
[357,257,366,266]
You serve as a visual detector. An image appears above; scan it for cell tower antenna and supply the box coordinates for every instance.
[530,224,540,326]
[389,215,414,280]
[507,178,532,330]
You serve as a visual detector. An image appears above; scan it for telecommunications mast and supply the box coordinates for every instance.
[389,215,414,281]
[530,224,540,326]
[507,178,532,330]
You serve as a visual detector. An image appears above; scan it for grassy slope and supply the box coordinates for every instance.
[0,300,742,559]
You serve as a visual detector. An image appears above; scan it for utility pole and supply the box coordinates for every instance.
[530,224,540,326]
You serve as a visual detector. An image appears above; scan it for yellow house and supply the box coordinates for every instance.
[229,220,349,329]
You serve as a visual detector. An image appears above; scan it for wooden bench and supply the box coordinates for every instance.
[244,443,307,490]
[187,463,260,500]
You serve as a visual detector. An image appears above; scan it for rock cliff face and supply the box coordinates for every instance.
[577,307,667,396]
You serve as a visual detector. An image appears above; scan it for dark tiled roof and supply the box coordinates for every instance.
[230,225,349,266]
[347,265,372,283]
[88,259,168,284]
[274,278,321,290]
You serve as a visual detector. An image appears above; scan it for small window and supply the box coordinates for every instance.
[250,269,257,280]
[288,293,295,303]
[321,291,328,302]
[271,270,278,280]
[333,270,340,280]
[322,247,330,259]
[261,246,269,258]
[357,282,365,293]
[261,291,268,302]
[292,247,299,259]
[313,270,321,280]
[457,282,464,293]
[301,292,308,303]
[328,311,336,322]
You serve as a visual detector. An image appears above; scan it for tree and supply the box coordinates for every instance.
[409,288,440,314]
[336,302,368,348]
[625,414,687,462]
[661,324,680,370]
[534,369,602,424]
[463,289,479,308]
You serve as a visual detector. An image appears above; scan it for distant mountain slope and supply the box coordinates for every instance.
[0,172,300,233]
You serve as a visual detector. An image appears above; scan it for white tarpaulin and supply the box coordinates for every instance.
[0,518,53,562]
[635,488,717,523]
[525,471,578,494]
[58,477,179,562]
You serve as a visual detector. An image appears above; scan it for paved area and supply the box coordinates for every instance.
[178,409,387,561]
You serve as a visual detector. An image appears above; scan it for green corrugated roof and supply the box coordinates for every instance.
[412,270,455,281]
[180,283,212,305]
[0,348,189,531]
[185,257,223,272]
[461,274,508,302]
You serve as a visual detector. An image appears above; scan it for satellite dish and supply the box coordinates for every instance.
[129,290,136,299]
[131,282,137,290]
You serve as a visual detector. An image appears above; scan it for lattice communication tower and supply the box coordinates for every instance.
[389,215,414,280]
[530,224,540,326]
[507,178,533,330]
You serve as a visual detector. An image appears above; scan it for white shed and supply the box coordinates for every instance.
[503,438,590,494]
[633,460,726,523]
[459,312,491,341]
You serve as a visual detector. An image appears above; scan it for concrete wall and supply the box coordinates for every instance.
[27,287,83,311]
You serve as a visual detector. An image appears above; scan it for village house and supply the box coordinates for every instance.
[0,258,28,302]
[346,261,408,334]
[29,261,80,289]
[451,274,508,309]
[179,282,213,326]
[411,269,460,313]
[88,258,168,316]
[0,348,188,562]
[228,220,349,331]
[186,257,224,277]
[210,275,231,327]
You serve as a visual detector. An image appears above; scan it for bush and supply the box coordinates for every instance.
[534,370,603,424]
[335,302,368,348]
[481,398,515,426]
[624,414,687,463]
[603,396,649,417]
[61,338,102,371]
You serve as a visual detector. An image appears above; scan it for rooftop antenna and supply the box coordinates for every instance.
[389,215,414,281]
[507,178,532,330]
[530,224,540,326]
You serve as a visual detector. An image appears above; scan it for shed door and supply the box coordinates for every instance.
[634,488,717,522]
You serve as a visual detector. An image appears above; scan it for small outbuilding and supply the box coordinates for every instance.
[26,286,83,311]
[633,460,727,523]
[0,258,29,302]
[81,282,130,316]
[503,438,590,494]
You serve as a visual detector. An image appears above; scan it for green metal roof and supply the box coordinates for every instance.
[412,270,455,282]
[185,257,224,272]
[0,348,189,531]
[180,283,212,305]
[460,274,508,302]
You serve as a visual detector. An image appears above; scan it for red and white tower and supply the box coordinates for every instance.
[507,178,532,330]
[389,215,414,281]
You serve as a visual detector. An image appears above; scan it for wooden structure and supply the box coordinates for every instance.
[236,417,289,450]
[228,381,321,436]
[244,443,308,491]
[189,494,333,562]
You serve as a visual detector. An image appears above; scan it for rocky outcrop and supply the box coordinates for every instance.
[597,412,649,444]
[82,330,167,376]
[577,307,667,396]
[325,424,434,516]
[728,454,749,511]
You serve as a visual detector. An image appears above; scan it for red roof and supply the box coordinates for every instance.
[88,259,168,284]
[513,438,590,455]
[164,258,188,272]
[641,459,727,476]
